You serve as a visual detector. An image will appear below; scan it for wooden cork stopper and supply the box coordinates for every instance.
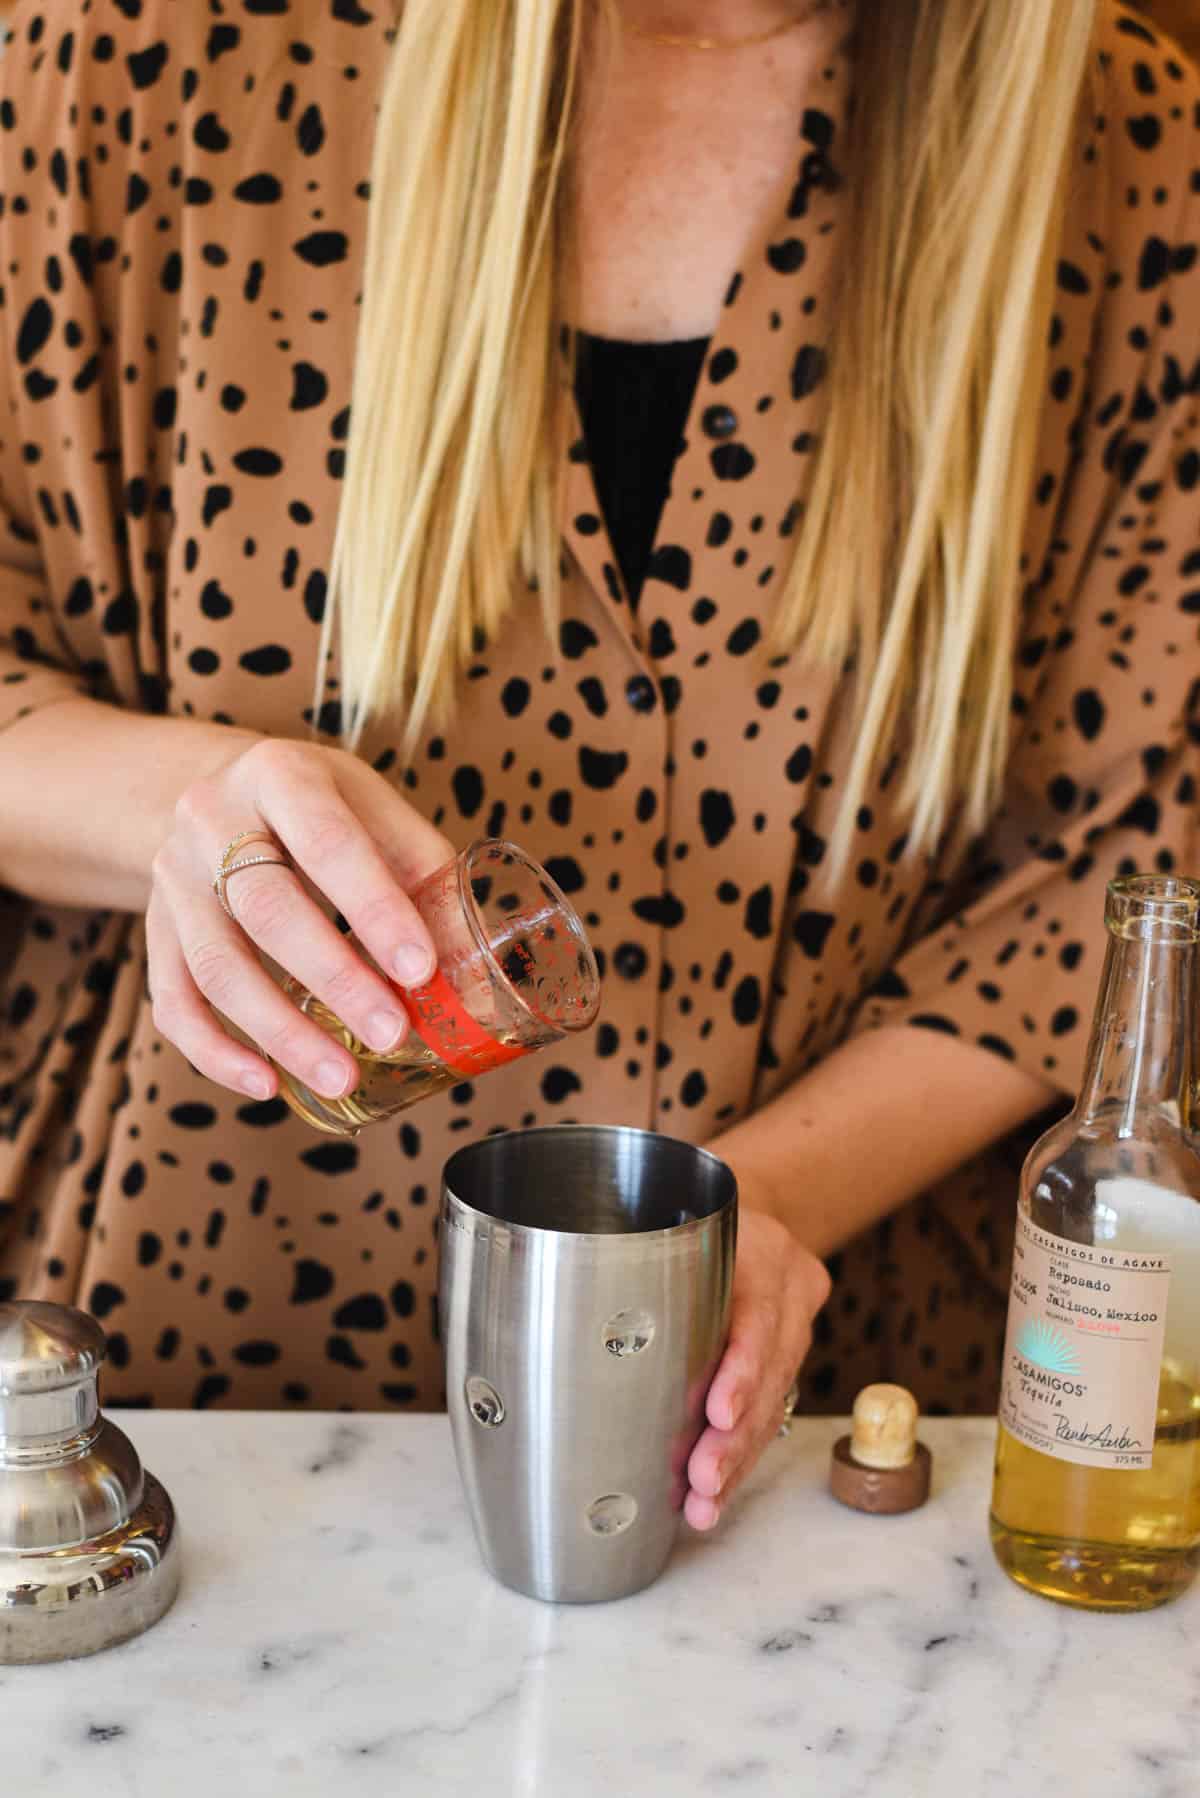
[830,1383,932,1515]
[851,1383,918,1469]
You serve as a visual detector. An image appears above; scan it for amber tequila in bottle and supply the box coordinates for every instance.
[991,876,1200,1611]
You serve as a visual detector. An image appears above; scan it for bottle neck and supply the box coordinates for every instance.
[1077,929,1197,1132]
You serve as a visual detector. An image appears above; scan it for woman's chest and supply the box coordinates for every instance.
[157,306,917,1070]
[571,30,839,340]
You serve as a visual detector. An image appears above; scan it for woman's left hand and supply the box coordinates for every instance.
[685,1185,831,1532]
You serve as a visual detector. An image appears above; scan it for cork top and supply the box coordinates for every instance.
[849,1384,918,1470]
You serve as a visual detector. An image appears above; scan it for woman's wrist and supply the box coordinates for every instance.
[0,698,263,910]
[706,1146,792,1236]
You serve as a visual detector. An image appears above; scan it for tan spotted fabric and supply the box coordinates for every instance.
[0,1,1197,1414]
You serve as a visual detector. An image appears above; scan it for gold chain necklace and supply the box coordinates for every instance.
[622,0,835,52]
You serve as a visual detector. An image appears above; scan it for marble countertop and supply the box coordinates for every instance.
[5,1413,1196,1797]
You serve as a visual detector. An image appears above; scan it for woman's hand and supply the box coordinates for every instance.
[146,736,453,1103]
[685,1181,831,1531]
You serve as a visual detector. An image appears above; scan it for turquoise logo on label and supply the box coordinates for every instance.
[1015,1318,1082,1376]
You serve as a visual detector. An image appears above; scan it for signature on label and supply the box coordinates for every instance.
[1054,1417,1143,1453]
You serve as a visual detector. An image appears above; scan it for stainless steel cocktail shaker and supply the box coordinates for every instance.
[441,1125,736,1603]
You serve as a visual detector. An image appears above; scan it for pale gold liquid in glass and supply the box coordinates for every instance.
[990,1358,1200,1610]
[275,993,520,1136]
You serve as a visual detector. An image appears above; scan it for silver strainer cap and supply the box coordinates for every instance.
[0,1301,181,1663]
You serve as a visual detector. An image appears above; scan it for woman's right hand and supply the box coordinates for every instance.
[146,736,454,1102]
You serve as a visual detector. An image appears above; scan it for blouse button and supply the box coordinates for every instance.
[702,404,738,440]
[625,674,657,713]
[613,943,648,981]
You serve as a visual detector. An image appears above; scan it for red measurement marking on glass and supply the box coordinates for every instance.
[401,968,532,1078]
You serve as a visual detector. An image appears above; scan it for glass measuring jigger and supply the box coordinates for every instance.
[273,839,601,1136]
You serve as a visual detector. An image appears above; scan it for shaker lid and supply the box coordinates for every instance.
[0,1300,106,1397]
[0,1302,180,1665]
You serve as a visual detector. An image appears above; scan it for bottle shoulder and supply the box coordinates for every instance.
[1021,1109,1200,1248]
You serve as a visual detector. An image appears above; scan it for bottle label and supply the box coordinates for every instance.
[998,1212,1170,1471]
[402,968,533,1078]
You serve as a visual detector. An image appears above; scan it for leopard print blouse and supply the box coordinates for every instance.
[0,0,1196,1415]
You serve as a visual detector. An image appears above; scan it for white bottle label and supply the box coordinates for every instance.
[998,1212,1170,1471]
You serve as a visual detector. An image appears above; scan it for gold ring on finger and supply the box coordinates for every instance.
[213,853,291,920]
[213,830,290,921]
[217,828,278,867]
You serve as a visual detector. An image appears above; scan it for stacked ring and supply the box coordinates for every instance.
[212,829,290,920]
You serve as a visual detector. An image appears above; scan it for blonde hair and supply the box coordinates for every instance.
[327,0,1098,861]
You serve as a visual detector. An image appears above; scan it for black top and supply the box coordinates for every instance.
[574,331,710,608]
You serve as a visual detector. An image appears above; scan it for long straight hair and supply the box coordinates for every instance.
[325,0,1098,862]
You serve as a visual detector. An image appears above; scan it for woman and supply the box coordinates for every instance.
[0,0,1195,1530]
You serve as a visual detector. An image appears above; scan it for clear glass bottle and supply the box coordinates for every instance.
[991,875,1200,1611]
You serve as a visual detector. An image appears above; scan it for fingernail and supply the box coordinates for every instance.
[241,1071,273,1101]
[316,1059,351,1097]
[365,1007,406,1052]
[393,942,432,985]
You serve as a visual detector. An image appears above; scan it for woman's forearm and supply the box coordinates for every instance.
[0,698,258,911]
[709,1025,1058,1259]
